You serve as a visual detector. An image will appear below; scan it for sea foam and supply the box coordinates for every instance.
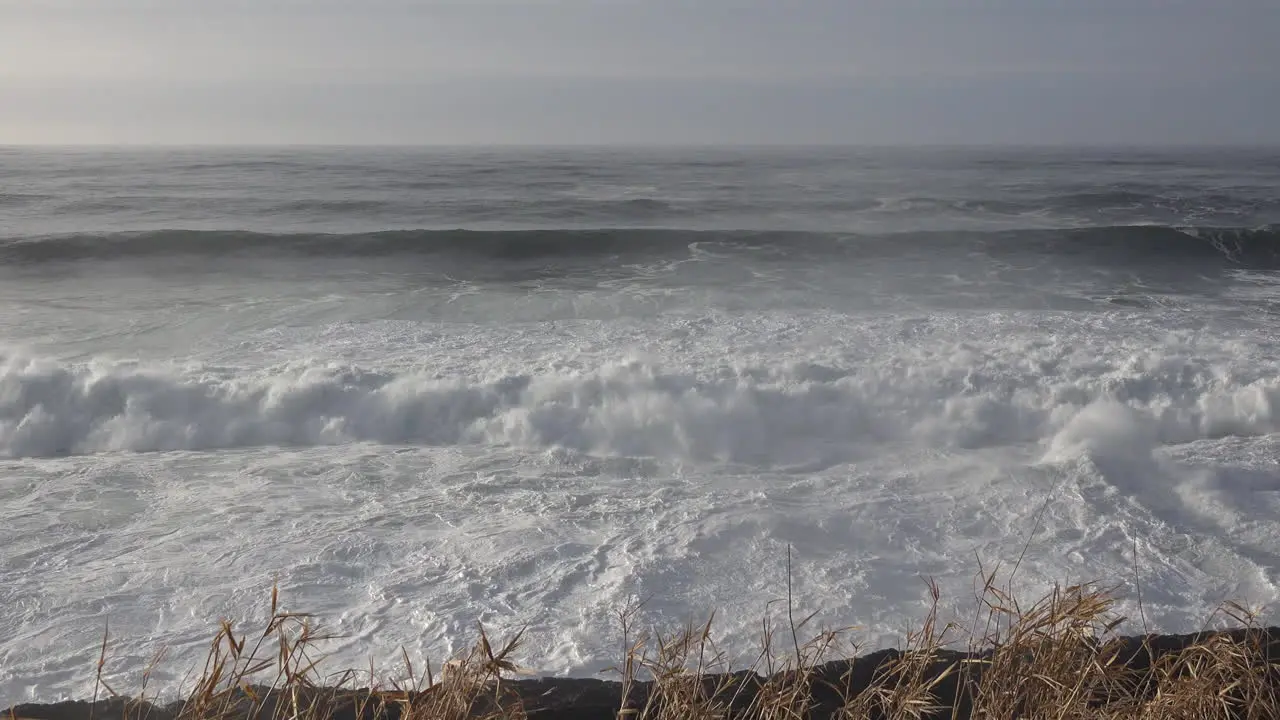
[3,346,1278,461]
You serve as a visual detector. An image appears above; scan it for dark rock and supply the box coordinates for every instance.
[8,628,1280,720]
[5,698,175,720]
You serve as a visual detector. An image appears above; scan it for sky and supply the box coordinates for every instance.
[1,0,1277,146]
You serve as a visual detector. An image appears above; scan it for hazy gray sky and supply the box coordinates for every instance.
[2,0,1277,145]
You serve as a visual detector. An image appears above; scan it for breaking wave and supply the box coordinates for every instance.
[2,225,1278,267]
[3,350,1280,460]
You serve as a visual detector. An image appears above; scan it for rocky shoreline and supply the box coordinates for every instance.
[8,627,1280,720]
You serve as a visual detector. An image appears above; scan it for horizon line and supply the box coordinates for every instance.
[3,141,1279,151]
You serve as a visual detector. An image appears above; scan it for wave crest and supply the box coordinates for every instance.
[4,352,1280,460]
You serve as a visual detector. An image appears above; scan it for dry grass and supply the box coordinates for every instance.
[15,567,1280,720]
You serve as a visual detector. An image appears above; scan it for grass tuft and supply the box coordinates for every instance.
[6,569,1279,720]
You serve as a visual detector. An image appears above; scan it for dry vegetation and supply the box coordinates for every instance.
[8,563,1280,720]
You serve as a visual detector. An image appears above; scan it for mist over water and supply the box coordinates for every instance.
[4,146,1280,702]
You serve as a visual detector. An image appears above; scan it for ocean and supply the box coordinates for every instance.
[3,145,1280,701]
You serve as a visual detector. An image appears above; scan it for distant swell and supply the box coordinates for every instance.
[2,225,1279,266]
[3,353,1279,460]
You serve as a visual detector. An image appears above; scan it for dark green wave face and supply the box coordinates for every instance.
[3,224,1279,264]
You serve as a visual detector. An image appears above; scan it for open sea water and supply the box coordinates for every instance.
[4,146,1280,700]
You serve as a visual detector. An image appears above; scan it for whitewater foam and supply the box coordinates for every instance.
[4,327,1280,461]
